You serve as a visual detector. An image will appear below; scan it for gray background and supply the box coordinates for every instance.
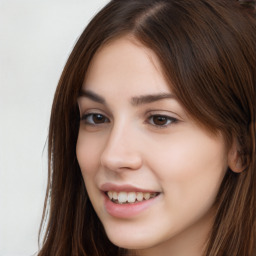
[0,1,109,255]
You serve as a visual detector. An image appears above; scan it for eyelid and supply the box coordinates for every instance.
[79,108,109,119]
[145,110,180,119]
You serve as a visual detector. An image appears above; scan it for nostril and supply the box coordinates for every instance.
[100,149,142,171]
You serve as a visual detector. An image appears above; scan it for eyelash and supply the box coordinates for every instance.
[80,113,178,128]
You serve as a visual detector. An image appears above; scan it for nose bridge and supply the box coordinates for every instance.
[100,118,142,171]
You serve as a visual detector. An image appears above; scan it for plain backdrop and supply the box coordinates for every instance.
[0,1,109,255]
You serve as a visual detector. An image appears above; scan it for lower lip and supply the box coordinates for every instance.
[103,192,161,218]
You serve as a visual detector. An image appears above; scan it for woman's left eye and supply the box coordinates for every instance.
[147,115,178,127]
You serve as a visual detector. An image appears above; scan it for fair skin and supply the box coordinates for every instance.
[76,37,234,256]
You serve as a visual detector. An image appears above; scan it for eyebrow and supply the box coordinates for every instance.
[78,89,106,104]
[131,93,175,106]
[78,89,175,106]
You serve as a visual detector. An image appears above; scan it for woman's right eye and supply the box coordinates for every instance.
[81,113,110,125]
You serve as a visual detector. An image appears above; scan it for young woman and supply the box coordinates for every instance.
[38,0,256,255]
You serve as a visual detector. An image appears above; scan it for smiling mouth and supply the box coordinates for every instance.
[106,191,160,204]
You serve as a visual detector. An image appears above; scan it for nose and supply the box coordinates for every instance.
[100,123,143,172]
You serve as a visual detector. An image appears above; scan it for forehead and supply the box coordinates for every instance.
[83,36,172,96]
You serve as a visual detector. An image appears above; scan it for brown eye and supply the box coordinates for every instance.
[148,115,177,127]
[81,113,109,125]
[152,116,168,125]
[93,114,107,124]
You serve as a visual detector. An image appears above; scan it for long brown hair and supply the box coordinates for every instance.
[38,1,256,255]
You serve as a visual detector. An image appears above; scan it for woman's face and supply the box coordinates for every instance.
[76,37,229,254]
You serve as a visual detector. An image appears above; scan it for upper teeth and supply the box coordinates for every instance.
[107,191,158,204]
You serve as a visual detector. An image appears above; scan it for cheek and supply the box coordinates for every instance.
[149,129,227,178]
[76,131,106,206]
[76,131,104,177]
[147,131,228,208]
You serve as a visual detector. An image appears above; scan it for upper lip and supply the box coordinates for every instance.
[100,183,159,193]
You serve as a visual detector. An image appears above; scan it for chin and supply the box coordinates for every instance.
[105,229,156,250]
[110,239,149,250]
